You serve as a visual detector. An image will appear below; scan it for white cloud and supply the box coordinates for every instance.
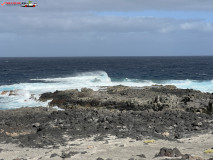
[35,0,213,11]
[1,0,213,12]
[1,0,213,56]
[0,12,213,34]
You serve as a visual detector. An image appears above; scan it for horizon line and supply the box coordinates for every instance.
[0,55,213,58]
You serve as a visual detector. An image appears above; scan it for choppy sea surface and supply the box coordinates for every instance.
[1,57,213,109]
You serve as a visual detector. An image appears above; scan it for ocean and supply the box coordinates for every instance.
[0,56,213,110]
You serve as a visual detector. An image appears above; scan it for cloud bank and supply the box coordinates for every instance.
[1,12,213,33]
[33,0,213,11]
[1,0,213,56]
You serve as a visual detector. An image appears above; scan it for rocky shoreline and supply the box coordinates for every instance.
[39,85,213,114]
[0,85,213,159]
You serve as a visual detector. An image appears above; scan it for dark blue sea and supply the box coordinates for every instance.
[0,56,213,109]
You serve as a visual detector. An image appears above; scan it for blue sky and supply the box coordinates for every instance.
[1,0,213,57]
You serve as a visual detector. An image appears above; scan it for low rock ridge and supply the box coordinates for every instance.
[39,85,213,114]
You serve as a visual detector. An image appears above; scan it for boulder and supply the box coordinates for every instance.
[0,91,9,95]
[156,147,182,157]
[207,100,213,114]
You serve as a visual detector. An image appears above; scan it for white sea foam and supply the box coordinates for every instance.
[0,71,213,109]
[52,106,65,111]
[31,71,111,83]
[162,79,213,93]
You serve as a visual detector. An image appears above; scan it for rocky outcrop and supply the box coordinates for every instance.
[0,85,212,149]
[0,90,20,96]
[156,147,204,160]
[155,147,182,157]
[39,85,212,114]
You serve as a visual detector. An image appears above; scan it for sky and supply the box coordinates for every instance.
[1,0,213,57]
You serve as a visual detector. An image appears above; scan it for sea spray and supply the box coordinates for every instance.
[1,71,213,109]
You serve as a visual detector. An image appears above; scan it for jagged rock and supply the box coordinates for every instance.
[156,147,182,157]
[50,153,59,158]
[208,100,213,114]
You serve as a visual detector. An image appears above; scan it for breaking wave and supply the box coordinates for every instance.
[0,71,213,109]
